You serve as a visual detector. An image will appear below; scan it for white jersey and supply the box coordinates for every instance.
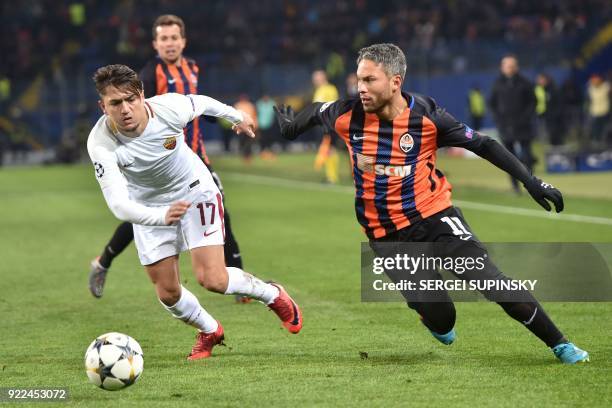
[87,93,243,226]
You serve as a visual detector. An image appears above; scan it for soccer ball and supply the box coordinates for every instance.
[84,332,144,391]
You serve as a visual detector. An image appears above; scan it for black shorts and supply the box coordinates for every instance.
[372,206,478,244]
[369,207,526,302]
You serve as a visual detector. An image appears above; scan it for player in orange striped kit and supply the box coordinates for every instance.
[274,43,588,364]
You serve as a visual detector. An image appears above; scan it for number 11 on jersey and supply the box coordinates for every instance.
[440,216,472,237]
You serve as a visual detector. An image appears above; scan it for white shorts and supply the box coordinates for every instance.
[133,180,225,265]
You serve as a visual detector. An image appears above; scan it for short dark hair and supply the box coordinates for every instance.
[152,14,186,39]
[357,43,407,81]
[92,64,143,96]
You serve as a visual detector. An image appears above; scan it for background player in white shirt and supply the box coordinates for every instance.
[88,64,302,360]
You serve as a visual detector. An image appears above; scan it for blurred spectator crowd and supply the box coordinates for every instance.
[0,0,610,166]
[2,0,611,84]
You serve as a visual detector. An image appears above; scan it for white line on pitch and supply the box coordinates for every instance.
[222,172,612,227]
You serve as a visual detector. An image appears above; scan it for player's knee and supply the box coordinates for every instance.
[198,277,226,293]
[157,286,181,306]
[196,265,228,293]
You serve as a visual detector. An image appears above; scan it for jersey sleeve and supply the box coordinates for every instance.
[423,96,533,184]
[277,99,353,140]
[100,183,168,226]
[87,134,124,191]
[188,94,243,124]
[87,132,168,226]
[149,93,243,130]
[424,96,488,150]
[313,99,351,129]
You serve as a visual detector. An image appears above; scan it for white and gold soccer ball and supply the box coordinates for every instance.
[84,332,144,391]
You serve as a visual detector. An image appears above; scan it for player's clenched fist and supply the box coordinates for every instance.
[165,201,191,225]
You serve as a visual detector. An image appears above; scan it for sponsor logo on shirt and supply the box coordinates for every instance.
[356,153,412,177]
[163,136,177,150]
[375,164,412,177]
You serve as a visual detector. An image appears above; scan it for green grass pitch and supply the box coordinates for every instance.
[1,152,611,407]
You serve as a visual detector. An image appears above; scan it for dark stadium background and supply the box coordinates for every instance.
[0,0,610,160]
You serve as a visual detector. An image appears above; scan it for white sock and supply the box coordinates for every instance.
[224,267,279,304]
[161,286,218,333]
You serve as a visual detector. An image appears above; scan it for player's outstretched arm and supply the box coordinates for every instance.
[469,138,564,212]
[170,94,255,137]
[464,137,564,213]
[274,103,322,140]
[430,96,563,213]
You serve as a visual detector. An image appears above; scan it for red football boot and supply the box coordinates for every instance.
[267,283,303,334]
[187,322,225,360]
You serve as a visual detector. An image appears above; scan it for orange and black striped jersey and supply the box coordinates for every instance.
[314,93,486,239]
[140,56,209,164]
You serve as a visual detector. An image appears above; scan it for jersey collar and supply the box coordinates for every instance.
[144,101,155,119]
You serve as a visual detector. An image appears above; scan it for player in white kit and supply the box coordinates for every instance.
[87,64,302,360]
